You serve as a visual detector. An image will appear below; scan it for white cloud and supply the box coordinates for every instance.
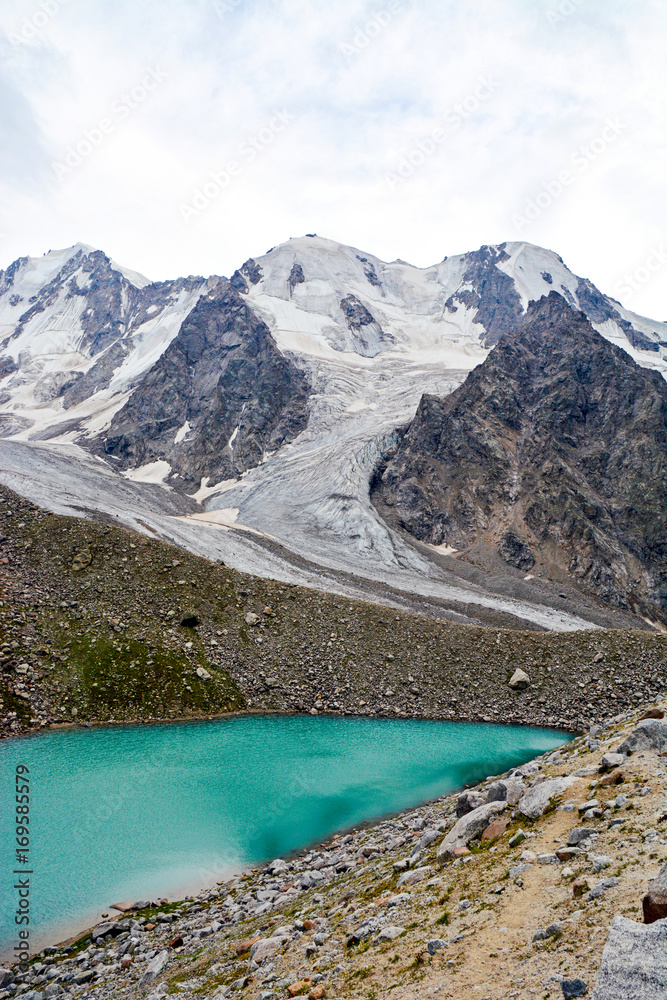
[0,0,665,317]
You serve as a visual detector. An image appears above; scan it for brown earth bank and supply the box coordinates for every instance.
[2,703,666,999]
[0,484,666,741]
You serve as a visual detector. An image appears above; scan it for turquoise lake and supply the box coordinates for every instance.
[0,714,570,955]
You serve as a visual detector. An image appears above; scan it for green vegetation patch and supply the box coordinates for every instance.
[59,630,245,719]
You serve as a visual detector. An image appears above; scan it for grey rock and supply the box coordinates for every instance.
[90,921,114,941]
[591,915,667,999]
[568,827,596,846]
[266,859,288,875]
[456,790,485,817]
[437,801,506,861]
[397,866,431,887]
[510,863,533,877]
[377,925,404,942]
[518,776,576,819]
[600,753,626,770]
[587,877,620,901]
[427,939,447,956]
[616,720,667,756]
[486,778,526,805]
[249,938,285,964]
[509,668,530,690]
[534,921,562,942]
[140,950,169,985]
[73,971,95,985]
[561,980,588,998]
[0,973,13,989]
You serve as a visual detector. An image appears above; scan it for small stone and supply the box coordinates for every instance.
[556,846,583,862]
[308,986,326,1000]
[509,668,530,690]
[561,979,587,998]
[587,877,620,902]
[180,612,200,627]
[520,849,537,863]
[573,879,590,898]
[71,548,92,572]
[568,827,596,846]
[244,612,260,626]
[599,753,626,771]
[378,925,404,942]
[195,666,211,680]
[427,938,446,955]
[536,853,558,864]
[578,799,599,813]
[509,829,527,848]
[589,855,612,873]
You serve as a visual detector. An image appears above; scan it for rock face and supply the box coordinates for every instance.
[372,293,667,623]
[591,915,667,999]
[94,279,310,488]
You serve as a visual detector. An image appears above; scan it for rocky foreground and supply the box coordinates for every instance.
[2,707,666,999]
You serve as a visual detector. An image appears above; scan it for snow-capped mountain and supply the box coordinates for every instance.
[0,236,665,632]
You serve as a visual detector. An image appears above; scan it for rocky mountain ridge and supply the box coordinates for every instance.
[372,294,667,624]
[1,238,666,631]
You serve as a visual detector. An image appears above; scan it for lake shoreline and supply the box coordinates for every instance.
[0,715,570,961]
[2,700,664,999]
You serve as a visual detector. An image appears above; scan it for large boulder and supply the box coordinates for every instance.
[643,863,667,924]
[518,776,576,819]
[437,801,506,862]
[591,915,667,999]
[616,720,667,756]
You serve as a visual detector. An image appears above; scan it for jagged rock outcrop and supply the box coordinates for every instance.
[372,293,667,621]
[444,244,524,347]
[94,279,310,488]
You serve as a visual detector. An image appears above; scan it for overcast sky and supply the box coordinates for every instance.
[1,0,666,317]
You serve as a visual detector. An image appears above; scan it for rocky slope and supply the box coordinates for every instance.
[372,293,667,624]
[2,704,665,999]
[1,483,666,743]
[92,279,310,488]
